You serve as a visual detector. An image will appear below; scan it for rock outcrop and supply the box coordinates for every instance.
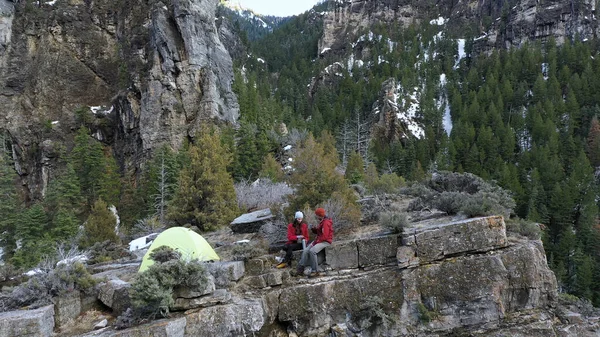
[0,305,54,337]
[4,215,600,336]
[0,0,239,199]
[319,0,599,56]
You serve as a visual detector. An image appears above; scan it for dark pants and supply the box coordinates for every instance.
[284,242,304,264]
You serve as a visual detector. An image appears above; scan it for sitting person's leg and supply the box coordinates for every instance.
[308,242,330,273]
[285,242,303,263]
[297,246,310,272]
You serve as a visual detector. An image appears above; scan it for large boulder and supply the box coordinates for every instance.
[405,216,508,263]
[54,290,81,327]
[278,269,403,335]
[325,241,358,270]
[400,240,557,332]
[172,289,232,311]
[204,261,245,288]
[81,317,186,337]
[185,298,267,336]
[98,280,131,315]
[357,235,399,267]
[230,209,273,233]
[0,305,55,337]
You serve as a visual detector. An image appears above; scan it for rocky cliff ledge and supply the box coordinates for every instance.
[319,0,599,56]
[0,0,238,199]
[3,215,598,336]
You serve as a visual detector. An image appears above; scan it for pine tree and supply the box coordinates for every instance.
[71,127,105,204]
[11,203,55,268]
[259,153,284,182]
[234,122,259,180]
[168,127,239,231]
[98,150,121,206]
[287,134,359,227]
[17,203,47,246]
[81,199,119,247]
[586,116,600,168]
[0,143,20,259]
[345,151,364,184]
[51,209,79,241]
[45,163,84,220]
[364,162,379,193]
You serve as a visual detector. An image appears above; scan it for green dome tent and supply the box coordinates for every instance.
[138,227,220,273]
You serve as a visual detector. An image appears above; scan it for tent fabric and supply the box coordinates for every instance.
[138,227,220,273]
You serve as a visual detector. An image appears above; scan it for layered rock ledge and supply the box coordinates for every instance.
[5,216,600,337]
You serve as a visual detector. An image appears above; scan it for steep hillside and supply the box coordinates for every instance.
[242,0,600,305]
[0,0,239,200]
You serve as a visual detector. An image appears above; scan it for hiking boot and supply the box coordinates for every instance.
[309,272,321,278]
[276,262,287,269]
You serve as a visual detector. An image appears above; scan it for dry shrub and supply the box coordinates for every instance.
[379,212,408,234]
[131,216,164,237]
[235,178,294,212]
[302,191,361,236]
[231,240,269,261]
[406,171,515,218]
[368,173,405,195]
[505,218,541,240]
[122,254,208,326]
[0,261,97,312]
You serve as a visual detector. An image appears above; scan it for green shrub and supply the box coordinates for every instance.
[0,261,97,312]
[558,292,580,305]
[379,212,408,234]
[231,243,266,262]
[88,240,134,264]
[505,218,541,240]
[0,263,18,283]
[406,171,515,218]
[149,246,181,264]
[125,252,208,323]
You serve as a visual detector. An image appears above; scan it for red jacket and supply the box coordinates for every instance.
[287,222,309,244]
[312,217,333,245]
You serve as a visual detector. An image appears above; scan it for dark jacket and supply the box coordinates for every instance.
[312,217,333,244]
[286,222,309,245]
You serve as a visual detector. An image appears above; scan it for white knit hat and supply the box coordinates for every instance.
[295,211,304,219]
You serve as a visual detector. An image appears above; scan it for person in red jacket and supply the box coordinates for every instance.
[296,207,333,277]
[276,211,309,268]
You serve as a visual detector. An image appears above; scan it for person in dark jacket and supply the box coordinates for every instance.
[296,207,333,277]
[276,211,309,268]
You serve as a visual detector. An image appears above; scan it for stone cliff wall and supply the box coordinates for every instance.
[0,0,239,199]
[320,0,599,55]
[3,216,597,336]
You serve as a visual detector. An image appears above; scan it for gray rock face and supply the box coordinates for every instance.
[406,215,508,263]
[98,279,131,315]
[0,0,239,200]
[0,305,55,337]
[172,274,216,299]
[54,290,82,327]
[278,268,404,336]
[73,216,572,337]
[204,261,245,288]
[114,0,239,173]
[320,0,599,56]
[184,298,266,336]
[172,288,232,311]
[82,317,186,337]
